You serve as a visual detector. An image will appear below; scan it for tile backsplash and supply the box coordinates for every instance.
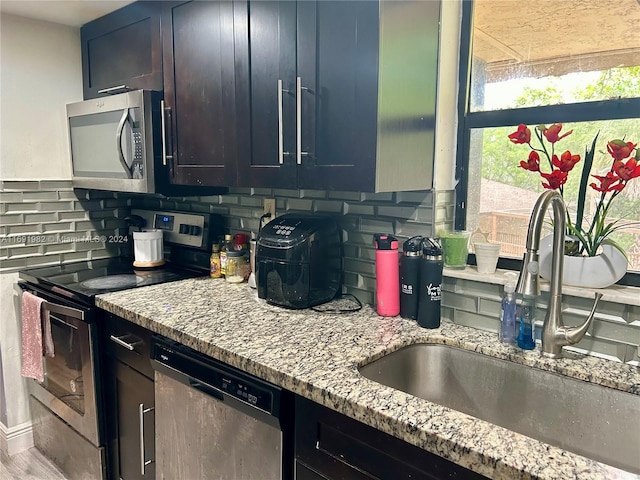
[127,187,452,306]
[2,181,636,364]
[0,180,127,271]
[441,275,640,366]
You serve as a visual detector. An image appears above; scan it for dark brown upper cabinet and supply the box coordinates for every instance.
[234,1,298,189]
[161,1,239,187]
[81,2,163,99]
[235,1,440,193]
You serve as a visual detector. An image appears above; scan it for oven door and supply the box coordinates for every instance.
[19,283,102,447]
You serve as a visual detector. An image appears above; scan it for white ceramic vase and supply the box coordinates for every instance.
[538,235,627,289]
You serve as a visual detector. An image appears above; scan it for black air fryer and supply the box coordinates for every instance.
[256,214,342,309]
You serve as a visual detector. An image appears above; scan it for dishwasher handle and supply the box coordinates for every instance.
[151,336,280,420]
[189,378,224,402]
[151,359,225,402]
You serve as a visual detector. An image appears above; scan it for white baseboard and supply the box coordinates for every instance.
[0,420,33,456]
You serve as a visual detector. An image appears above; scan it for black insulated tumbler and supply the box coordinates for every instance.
[400,236,423,319]
[417,238,443,329]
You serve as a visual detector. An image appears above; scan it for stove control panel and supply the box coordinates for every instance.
[131,209,208,249]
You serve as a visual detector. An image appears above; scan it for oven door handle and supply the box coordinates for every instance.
[43,302,85,321]
[17,283,86,321]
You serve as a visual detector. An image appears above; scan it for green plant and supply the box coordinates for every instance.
[508,124,640,257]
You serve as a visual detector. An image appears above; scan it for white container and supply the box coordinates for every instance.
[474,241,500,274]
[133,230,165,268]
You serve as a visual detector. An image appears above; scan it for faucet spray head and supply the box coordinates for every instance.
[516,251,541,298]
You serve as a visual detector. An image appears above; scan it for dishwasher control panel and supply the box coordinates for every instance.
[152,337,276,415]
[221,375,265,409]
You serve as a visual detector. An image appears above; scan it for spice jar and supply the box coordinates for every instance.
[225,251,245,283]
[209,244,222,278]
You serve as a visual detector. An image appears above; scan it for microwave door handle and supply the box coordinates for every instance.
[116,109,133,179]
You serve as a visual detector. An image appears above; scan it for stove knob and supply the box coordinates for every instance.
[179,224,189,234]
[190,226,202,236]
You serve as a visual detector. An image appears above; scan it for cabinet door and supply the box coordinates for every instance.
[81,2,163,99]
[235,1,298,188]
[113,362,155,480]
[296,1,379,192]
[162,1,238,187]
[295,396,486,480]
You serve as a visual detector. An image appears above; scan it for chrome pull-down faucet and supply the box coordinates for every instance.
[516,190,603,358]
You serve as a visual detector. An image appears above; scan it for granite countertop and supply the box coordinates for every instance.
[96,277,640,480]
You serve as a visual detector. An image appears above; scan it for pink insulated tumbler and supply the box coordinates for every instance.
[374,234,400,316]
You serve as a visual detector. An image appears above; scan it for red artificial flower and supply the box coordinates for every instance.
[519,151,540,171]
[541,123,573,143]
[540,170,568,190]
[590,172,625,192]
[607,141,637,161]
[552,151,581,172]
[613,157,640,181]
[508,124,531,144]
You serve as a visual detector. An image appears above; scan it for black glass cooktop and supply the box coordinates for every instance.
[19,257,205,306]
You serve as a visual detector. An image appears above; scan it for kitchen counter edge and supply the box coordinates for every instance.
[96,277,640,480]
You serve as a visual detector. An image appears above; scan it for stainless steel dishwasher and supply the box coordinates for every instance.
[151,336,293,480]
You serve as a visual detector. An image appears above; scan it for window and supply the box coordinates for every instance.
[456,0,640,283]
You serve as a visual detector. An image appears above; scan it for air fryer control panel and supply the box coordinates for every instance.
[273,224,297,238]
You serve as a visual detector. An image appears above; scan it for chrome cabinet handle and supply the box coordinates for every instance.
[139,403,155,476]
[296,76,310,165]
[116,109,133,179]
[160,100,174,166]
[109,334,142,351]
[277,80,293,165]
[97,84,128,94]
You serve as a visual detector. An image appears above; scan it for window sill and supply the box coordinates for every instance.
[443,266,640,307]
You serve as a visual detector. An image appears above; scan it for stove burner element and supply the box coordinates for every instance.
[80,274,146,290]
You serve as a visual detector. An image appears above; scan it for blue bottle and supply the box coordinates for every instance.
[499,273,518,345]
[517,295,536,350]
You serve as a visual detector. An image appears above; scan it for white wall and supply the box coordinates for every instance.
[0,273,24,427]
[0,13,83,454]
[0,13,83,180]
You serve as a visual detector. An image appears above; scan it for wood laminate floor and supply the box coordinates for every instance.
[1,447,68,480]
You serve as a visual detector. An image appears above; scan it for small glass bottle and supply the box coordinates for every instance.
[209,244,222,278]
[517,295,536,350]
[220,234,233,277]
[499,272,518,345]
[225,251,245,283]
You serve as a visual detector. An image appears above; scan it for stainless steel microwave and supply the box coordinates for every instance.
[67,90,162,194]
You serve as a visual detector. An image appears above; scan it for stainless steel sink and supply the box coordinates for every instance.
[358,344,640,474]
